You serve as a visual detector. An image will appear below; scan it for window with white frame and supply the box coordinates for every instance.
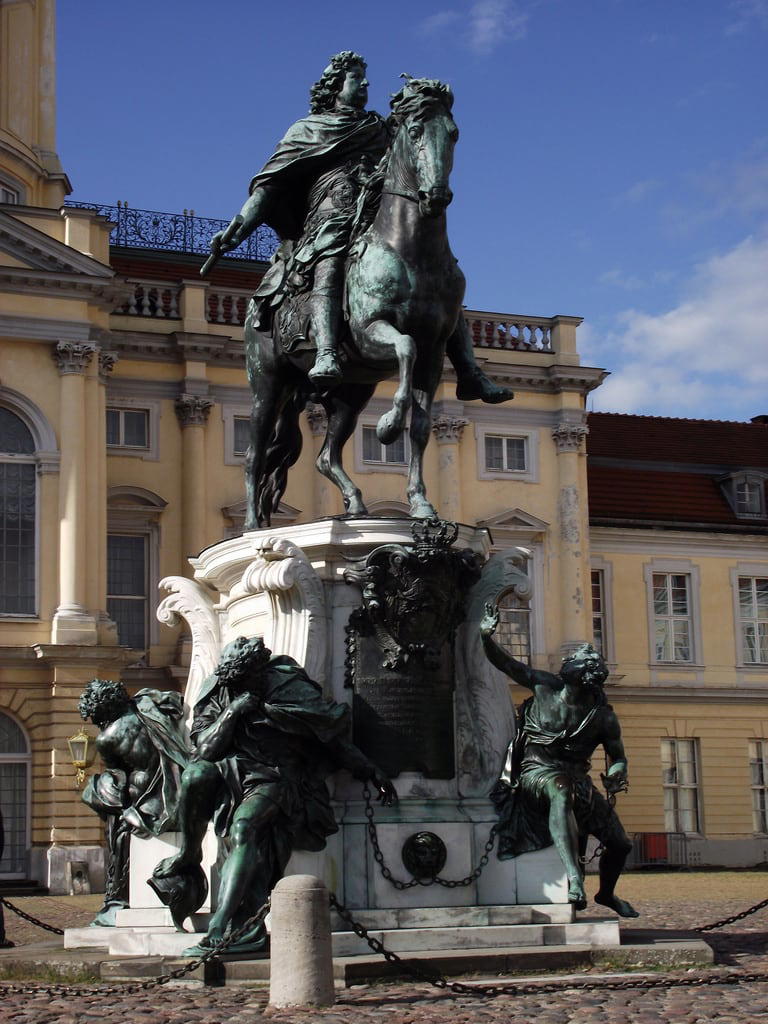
[652,572,693,662]
[750,740,768,833]
[361,425,408,466]
[661,738,701,833]
[107,407,150,450]
[591,569,607,659]
[0,409,36,616]
[107,534,148,649]
[496,590,531,664]
[736,479,764,517]
[484,434,526,474]
[233,416,250,457]
[738,577,768,664]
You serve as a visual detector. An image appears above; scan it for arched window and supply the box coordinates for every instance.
[496,588,531,665]
[0,712,31,877]
[0,408,37,615]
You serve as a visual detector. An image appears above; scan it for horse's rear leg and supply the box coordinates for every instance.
[359,320,415,445]
[407,386,437,519]
[316,384,375,516]
[244,375,280,530]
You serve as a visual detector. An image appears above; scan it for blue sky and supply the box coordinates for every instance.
[57,1,767,421]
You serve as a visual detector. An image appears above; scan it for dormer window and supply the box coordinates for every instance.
[722,473,767,520]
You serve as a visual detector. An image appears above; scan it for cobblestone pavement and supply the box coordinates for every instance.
[1,872,768,1023]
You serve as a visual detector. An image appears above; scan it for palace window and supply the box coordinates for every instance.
[107,534,148,650]
[591,569,607,659]
[0,712,30,877]
[106,407,150,449]
[750,740,768,833]
[362,425,408,466]
[652,572,693,662]
[484,434,526,474]
[233,416,250,457]
[0,185,19,204]
[495,588,531,665]
[738,577,768,664]
[661,738,701,834]
[721,472,767,519]
[0,409,36,615]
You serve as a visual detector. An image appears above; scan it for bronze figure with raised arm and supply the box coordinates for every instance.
[480,603,638,917]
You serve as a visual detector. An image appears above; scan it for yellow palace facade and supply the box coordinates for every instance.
[1,0,766,891]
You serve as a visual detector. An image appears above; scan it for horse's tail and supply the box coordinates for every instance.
[256,386,310,526]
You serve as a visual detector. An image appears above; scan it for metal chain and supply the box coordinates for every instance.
[328,892,768,997]
[0,897,64,936]
[0,897,270,996]
[695,894,768,933]
[362,782,498,889]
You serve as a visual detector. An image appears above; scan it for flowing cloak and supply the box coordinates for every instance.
[249,108,388,330]
[83,689,189,838]
[492,697,606,859]
[248,108,388,240]
[191,656,362,859]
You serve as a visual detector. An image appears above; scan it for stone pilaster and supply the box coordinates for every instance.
[552,420,589,657]
[175,395,213,569]
[432,415,468,523]
[51,342,98,644]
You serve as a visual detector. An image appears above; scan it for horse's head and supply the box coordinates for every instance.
[387,77,458,218]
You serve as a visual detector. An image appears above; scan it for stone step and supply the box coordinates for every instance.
[100,933,714,987]
[329,903,573,931]
[102,917,619,957]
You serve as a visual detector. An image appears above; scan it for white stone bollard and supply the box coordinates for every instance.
[268,874,335,1008]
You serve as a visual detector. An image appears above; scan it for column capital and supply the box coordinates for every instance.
[52,341,97,375]
[552,422,588,453]
[305,403,328,436]
[431,415,469,443]
[175,394,213,427]
[98,350,119,382]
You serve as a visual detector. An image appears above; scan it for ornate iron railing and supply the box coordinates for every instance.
[65,201,278,262]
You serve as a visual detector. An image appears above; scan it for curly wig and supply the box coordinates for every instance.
[79,678,130,721]
[309,51,366,114]
[214,636,272,688]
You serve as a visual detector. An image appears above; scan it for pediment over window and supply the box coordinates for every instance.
[222,499,300,535]
[478,507,549,542]
[365,499,411,518]
[108,486,167,527]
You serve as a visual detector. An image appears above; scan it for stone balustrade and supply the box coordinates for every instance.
[113,280,579,359]
[115,280,181,319]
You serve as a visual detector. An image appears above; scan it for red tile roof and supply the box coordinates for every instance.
[586,413,768,528]
[587,412,768,467]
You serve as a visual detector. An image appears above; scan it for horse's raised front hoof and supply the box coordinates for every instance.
[409,497,437,519]
[343,494,369,517]
[376,408,405,446]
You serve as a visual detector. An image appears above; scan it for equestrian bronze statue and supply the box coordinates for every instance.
[205,52,513,528]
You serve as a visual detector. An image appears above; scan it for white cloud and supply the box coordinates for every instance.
[615,178,661,205]
[725,0,768,35]
[417,1,530,54]
[588,234,768,418]
[597,268,645,290]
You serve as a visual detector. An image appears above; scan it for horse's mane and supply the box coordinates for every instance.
[349,77,455,244]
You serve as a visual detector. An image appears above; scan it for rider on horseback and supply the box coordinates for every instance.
[208,51,511,402]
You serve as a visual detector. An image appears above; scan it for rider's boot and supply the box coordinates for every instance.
[308,291,342,387]
[447,324,514,403]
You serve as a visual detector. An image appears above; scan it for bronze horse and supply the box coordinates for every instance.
[242,79,489,528]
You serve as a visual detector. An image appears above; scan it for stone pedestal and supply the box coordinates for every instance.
[67,518,571,955]
[151,518,565,915]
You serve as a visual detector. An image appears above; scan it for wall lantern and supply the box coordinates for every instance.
[67,729,94,788]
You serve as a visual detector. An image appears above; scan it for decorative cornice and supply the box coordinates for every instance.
[98,350,119,381]
[52,341,97,375]
[431,415,469,442]
[552,422,588,453]
[305,403,327,436]
[175,394,213,427]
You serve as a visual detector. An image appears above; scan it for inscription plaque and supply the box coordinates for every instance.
[352,633,455,778]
